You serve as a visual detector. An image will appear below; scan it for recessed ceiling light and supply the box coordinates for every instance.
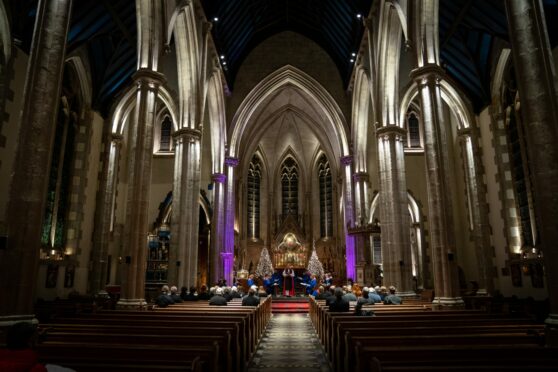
[351,52,356,57]
[220,55,225,59]
[213,17,219,22]
[350,59,354,63]
[356,14,362,19]
[222,62,227,65]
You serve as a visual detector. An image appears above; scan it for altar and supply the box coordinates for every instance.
[273,232,307,269]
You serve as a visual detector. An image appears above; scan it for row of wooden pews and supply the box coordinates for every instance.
[36,296,271,371]
[309,297,557,372]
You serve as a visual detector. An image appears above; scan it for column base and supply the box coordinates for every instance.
[116,298,148,310]
[432,296,465,310]
[398,291,418,298]
[545,313,558,347]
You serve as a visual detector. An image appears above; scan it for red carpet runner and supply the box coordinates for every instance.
[271,297,309,313]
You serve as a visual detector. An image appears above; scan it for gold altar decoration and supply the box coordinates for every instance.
[273,233,307,268]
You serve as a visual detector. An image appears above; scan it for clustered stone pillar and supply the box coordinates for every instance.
[210,172,227,285]
[458,128,493,295]
[340,155,356,281]
[117,70,164,308]
[170,127,202,290]
[224,156,239,286]
[352,172,370,282]
[0,0,73,324]
[376,125,414,296]
[505,0,558,345]
[411,65,463,308]
[90,133,123,294]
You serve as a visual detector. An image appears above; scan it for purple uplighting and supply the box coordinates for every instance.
[345,234,356,280]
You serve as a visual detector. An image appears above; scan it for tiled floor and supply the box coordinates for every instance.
[247,313,331,372]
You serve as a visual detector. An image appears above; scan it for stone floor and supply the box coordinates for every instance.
[246,313,331,372]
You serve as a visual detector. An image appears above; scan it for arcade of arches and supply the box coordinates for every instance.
[1,0,558,341]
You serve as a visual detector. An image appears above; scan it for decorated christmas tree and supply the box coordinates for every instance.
[307,242,325,280]
[255,247,274,277]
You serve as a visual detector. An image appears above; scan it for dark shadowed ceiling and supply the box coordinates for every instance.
[7,0,558,116]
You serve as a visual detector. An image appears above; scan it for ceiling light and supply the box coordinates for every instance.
[350,59,355,63]
[213,17,219,22]
[222,61,227,65]
[220,55,225,60]
[356,14,362,19]
[351,52,356,57]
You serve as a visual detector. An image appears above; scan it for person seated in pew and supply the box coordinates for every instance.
[209,287,228,306]
[384,285,403,305]
[329,287,350,312]
[230,286,242,299]
[315,286,330,300]
[354,287,375,316]
[170,286,183,303]
[223,287,233,302]
[368,287,382,303]
[197,285,210,300]
[179,286,189,301]
[325,286,337,305]
[378,286,388,301]
[155,285,174,307]
[0,322,47,372]
[242,286,261,306]
[342,286,357,302]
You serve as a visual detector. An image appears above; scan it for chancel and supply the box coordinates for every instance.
[1,0,558,370]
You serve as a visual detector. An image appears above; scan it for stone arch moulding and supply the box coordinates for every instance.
[229,65,350,160]
[110,83,178,135]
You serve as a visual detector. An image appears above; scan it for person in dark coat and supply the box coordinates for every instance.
[231,286,242,299]
[182,286,198,301]
[0,322,47,372]
[197,285,210,300]
[329,287,350,312]
[170,286,183,303]
[315,286,330,300]
[384,286,403,305]
[355,287,375,316]
[209,287,228,306]
[242,287,261,306]
[325,286,337,306]
[155,285,174,307]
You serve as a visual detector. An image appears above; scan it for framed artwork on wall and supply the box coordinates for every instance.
[64,264,75,288]
[46,264,59,288]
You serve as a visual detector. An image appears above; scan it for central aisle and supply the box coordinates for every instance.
[247,313,331,372]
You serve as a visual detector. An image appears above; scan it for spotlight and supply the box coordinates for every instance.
[220,55,225,60]
[356,13,362,19]
[222,61,227,65]
[350,59,354,63]
[351,52,356,57]
[213,17,219,22]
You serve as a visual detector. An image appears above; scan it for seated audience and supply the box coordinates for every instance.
[378,286,388,301]
[170,286,183,303]
[179,286,188,301]
[230,286,242,299]
[155,285,174,307]
[355,287,375,316]
[183,286,198,301]
[369,287,382,303]
[209,287,228,306]
[342,286,357,302]
[326,286,337,306]
[242,287,261,306]
[223,287,233,302]
[384,285,403,305]
[315,286,330,300]
[197,285,210,300]
[329,287,350,312]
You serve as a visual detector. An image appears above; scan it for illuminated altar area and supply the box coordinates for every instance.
[273,233,307,269]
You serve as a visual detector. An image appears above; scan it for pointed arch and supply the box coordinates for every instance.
[0,0,10,63]
[229,65,349,159]
[66,54,92,109]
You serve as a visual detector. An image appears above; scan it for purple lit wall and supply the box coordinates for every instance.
[345,234,356,280]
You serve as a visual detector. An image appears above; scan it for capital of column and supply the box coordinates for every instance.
[225,156,239,167]
[376,124,407,140]
[203,20,213,35]
[352,172,369,183]
[212,173,227,183]
[409,64,445,86]
[110,133,124,144]
[457,127,472,138]
[340,155,353,166]
[172,127,201,141]
[133,69,166,89]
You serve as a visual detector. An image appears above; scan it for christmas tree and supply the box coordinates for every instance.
[255,247,274,277]
[307,242,325,280]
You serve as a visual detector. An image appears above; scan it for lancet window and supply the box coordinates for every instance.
[247,155,262,239]
[318,154,333,237]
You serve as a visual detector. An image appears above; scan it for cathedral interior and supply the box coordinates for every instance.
[1,0,558,367]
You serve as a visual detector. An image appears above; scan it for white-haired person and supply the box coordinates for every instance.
[155,285,174,307]
[169,285,183,303]
[242,286,261,306]
[384,286,403,305]
[230,286,242,299]
[209,287,228,306]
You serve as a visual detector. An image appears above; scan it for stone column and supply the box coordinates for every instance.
[352,172,370,284]
[117,69,164,309]
[376,125,414,296]
[410,65,463,308]
[458,128,493,295]
[505,0,558,345]
[224,156,239,285]
[169,127,202,289]
[0,0,72,323]
[90,133,123,294]
[210,172,226,285]
[341,155,356,281]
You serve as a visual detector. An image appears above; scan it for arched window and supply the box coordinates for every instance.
[247,155,262,239]
[159,115,172,151]
[404,107,423,150]
[281,157,298,217]
[317,154,333,237]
